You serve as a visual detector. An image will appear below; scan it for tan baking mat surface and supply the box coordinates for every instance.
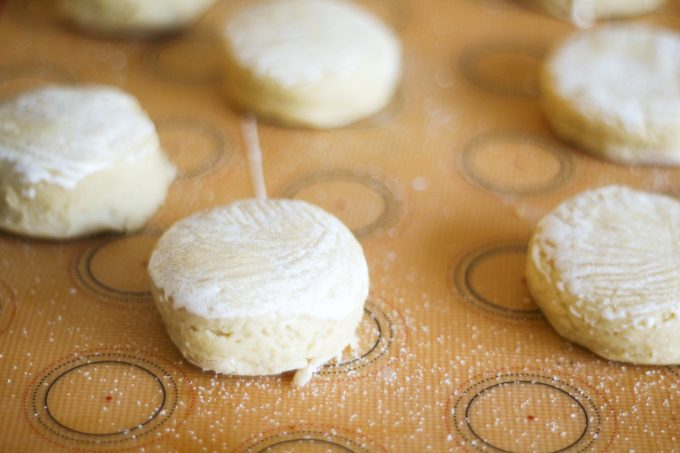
[1,0,679,451]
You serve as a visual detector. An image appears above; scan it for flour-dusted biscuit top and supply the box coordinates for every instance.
[0,85,175,239]
[528,0,665,27]
[59,0,219,35]
[221,0,402,128]
[148,199,369,385]
[526,186,680,364]
[1,86,156,188]
[541,25,680,166]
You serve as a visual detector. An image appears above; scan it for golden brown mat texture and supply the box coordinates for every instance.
[1,0,679,451]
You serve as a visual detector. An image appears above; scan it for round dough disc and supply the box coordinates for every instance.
[0,85,176,239]
[526,185,680,364]
[540,24,680,166]
[525,0,665,27]
[148,199,369,386]
[59,0,218,35]
[221,0,402,128]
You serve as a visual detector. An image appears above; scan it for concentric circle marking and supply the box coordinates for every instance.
[449,373,611,453]
[26,351,193,449]
[280,170,400,237]
[156,117,229,179]
[348,89,405,129]
[319,299,397,376]
[257,437,354,452]
[73,232,160,302]
[241,428,374,453]
[453,243,541,320]
[459,41,544,97]
[45,361,166,436]
[460,133,573,197]
[0,62,76,100]
[145,32,221,84]
[467,382,588,452]
[0,280,17,336]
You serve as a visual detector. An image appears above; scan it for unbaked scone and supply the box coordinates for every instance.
[221,0,402,128]
[540,25,680,166]
[526,0,665,27]
[0,85,175,239]
[148,199,369,386]
[526,185,680,364]
[59,0,218,35]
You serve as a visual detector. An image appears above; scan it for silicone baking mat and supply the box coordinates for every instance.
[1,0,679,451]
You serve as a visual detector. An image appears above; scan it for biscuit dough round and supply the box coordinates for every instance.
[59,0,218,35]
[540,25,680,166]
[0,85,176,239]
[526,185,680,364]
[221,0,402,128]
[527,0,665,27]
[148,199,369,385]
